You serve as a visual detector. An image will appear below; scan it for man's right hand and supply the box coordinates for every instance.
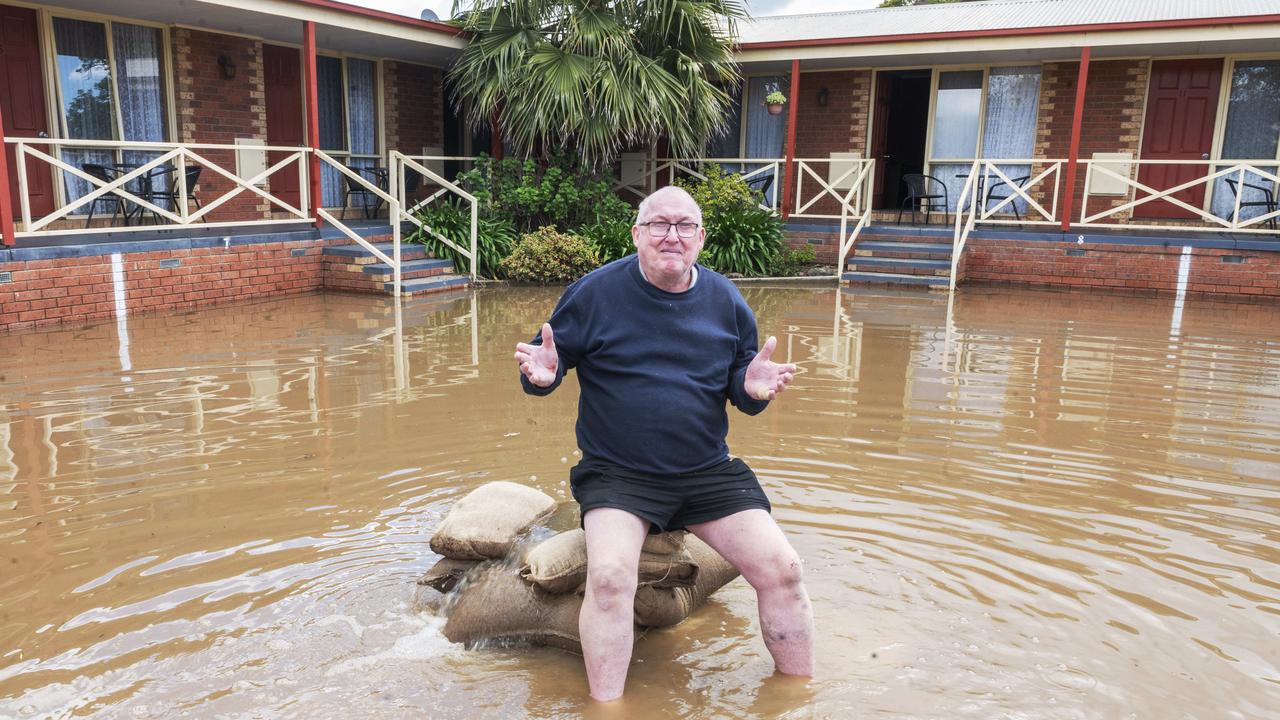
[515,323,559,387]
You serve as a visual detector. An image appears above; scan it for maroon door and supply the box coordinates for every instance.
[0,4,54,219]
[1134,59,1222,219]
[870,72,893,209]
[264,44,304,210]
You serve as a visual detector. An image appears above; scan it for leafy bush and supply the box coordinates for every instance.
[768,244,817,277]
[458,154,634,234]
[677,165,788,277]
[407,199,517,278]
[576,219,634,263]
[501,226,601,284]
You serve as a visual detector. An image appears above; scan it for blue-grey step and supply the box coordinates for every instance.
[842,271,950,287]
[362,257,454,275]
[323,242,426,258]
[389,275,470,294]
[846,257,951,271]
[856,241,952,254]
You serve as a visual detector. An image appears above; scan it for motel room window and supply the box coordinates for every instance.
[1211,59,1280,223]
[317,56,380,208]
[51,17,168,204]
[742,76,787,206]
[928,66,1041,214]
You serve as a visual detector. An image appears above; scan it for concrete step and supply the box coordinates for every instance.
[842,271,951,287]
[362,257,455,278]
[855,241,953,254]
[391,274,470,296]
[323,242,427,260]
[846,257,951,276]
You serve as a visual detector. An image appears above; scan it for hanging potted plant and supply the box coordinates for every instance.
[764,91,787,115]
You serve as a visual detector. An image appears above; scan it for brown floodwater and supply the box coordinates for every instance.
[0,283,1277,719]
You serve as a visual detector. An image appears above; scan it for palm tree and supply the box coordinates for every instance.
[449,0,745,168]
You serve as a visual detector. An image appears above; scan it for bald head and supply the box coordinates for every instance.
[636,186,702,226]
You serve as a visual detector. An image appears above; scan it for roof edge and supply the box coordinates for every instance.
[284,0,464,36]
[738,13,1280,51]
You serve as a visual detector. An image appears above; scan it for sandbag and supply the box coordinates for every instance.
[429,481,557,560]
[416,557,480,593]
[442,563,596,653]
[520,528,698,594]
[632,536,741,628]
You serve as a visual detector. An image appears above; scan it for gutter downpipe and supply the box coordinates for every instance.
[303,21,323,229]
[0,103,14,246]
[780,58,800,219]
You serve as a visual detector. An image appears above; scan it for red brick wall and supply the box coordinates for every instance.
[0,241,330,332]
[385,61,443,155]
[1033,59,1148,223]
[959,239,1280,299]
[171,29,271,222]
[793,70,871,217]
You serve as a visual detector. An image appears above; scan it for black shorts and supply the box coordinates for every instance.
[569,457,772,533]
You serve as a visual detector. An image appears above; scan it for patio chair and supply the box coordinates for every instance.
[743,173,774,205]
[143,165,203,223]
[81,163,130,228]
[898,173,948,225]
[342,166,388,220]
[1224,178,1278,230]
[985,174,1031,221]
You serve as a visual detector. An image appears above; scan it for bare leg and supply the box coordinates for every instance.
[689,509,814,675]
[580,508,649,701]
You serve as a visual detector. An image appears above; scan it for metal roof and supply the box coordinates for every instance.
[738,0,1280,45]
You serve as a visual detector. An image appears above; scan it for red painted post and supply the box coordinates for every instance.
[780,59,800,219]
[1060,46,1091,232]
[0,101,15,246]
[302,21,323,229]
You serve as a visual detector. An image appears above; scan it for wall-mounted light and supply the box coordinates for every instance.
[817,87,829,107]
[217,54,237,80]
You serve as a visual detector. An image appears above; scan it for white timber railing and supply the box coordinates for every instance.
[615,157,784,213]
[313,149,405,296]
[831,159,876,273]
[391,152,479,281]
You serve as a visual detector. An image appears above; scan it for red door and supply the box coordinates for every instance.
[0,4,54,220]
[1135,59,1222,219]
[870,72,892,209]
[264,44,303,210]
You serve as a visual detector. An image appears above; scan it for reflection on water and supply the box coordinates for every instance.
[0,284,1277,718]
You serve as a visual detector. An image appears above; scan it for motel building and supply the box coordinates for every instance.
[1,0,1279,331]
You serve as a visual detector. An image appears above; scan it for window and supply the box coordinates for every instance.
[318,56,381,207]
[928,66,1041,214]
[1212,60,1280,222]
[51,16,169,203]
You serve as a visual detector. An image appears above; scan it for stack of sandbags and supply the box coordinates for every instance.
[419,481,742,653]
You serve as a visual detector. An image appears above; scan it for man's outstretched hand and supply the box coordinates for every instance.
[515,323,559,387]
[744,336,797,401]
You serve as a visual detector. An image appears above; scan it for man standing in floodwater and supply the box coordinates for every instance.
[514,185,814,701]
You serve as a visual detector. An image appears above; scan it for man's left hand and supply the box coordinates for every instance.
[744,336,797,401]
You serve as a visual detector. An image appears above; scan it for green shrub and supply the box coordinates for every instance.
[501,226,601,284]
[767,243,817,277]
[576,219,634,263]
[677,164,758,217]
[698,205,786,277]
[458,154,633,234]
[407,199,517,278]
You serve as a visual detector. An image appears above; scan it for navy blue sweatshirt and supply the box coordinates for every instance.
[521,255,769,475]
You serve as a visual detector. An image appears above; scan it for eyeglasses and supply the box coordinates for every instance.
[639,221,699,239]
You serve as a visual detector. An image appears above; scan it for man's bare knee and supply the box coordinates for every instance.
[750,549,806,594]
[586,561,638,610]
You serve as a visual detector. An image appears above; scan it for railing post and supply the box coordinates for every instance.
[780,58,800,219]
[177,150,189,222]
[303,21,323,229]
[1060,46,1091,232]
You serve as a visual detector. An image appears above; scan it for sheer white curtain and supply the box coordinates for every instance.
[930,70,983,210]
[1212,60,1280,222]
[53,18,114,203]
[980,66,1041,214]
[317,56,346,207]
[744,76,787,206]
[114,23,168,203]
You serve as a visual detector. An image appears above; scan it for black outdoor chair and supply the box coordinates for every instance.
[342,166,388,220]
[985,174,1031,221]
[142,165,203,223]
[743,173,774,205]
[1224,178,1278,230]
[898,173,948,225]
[81,163,130,228]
